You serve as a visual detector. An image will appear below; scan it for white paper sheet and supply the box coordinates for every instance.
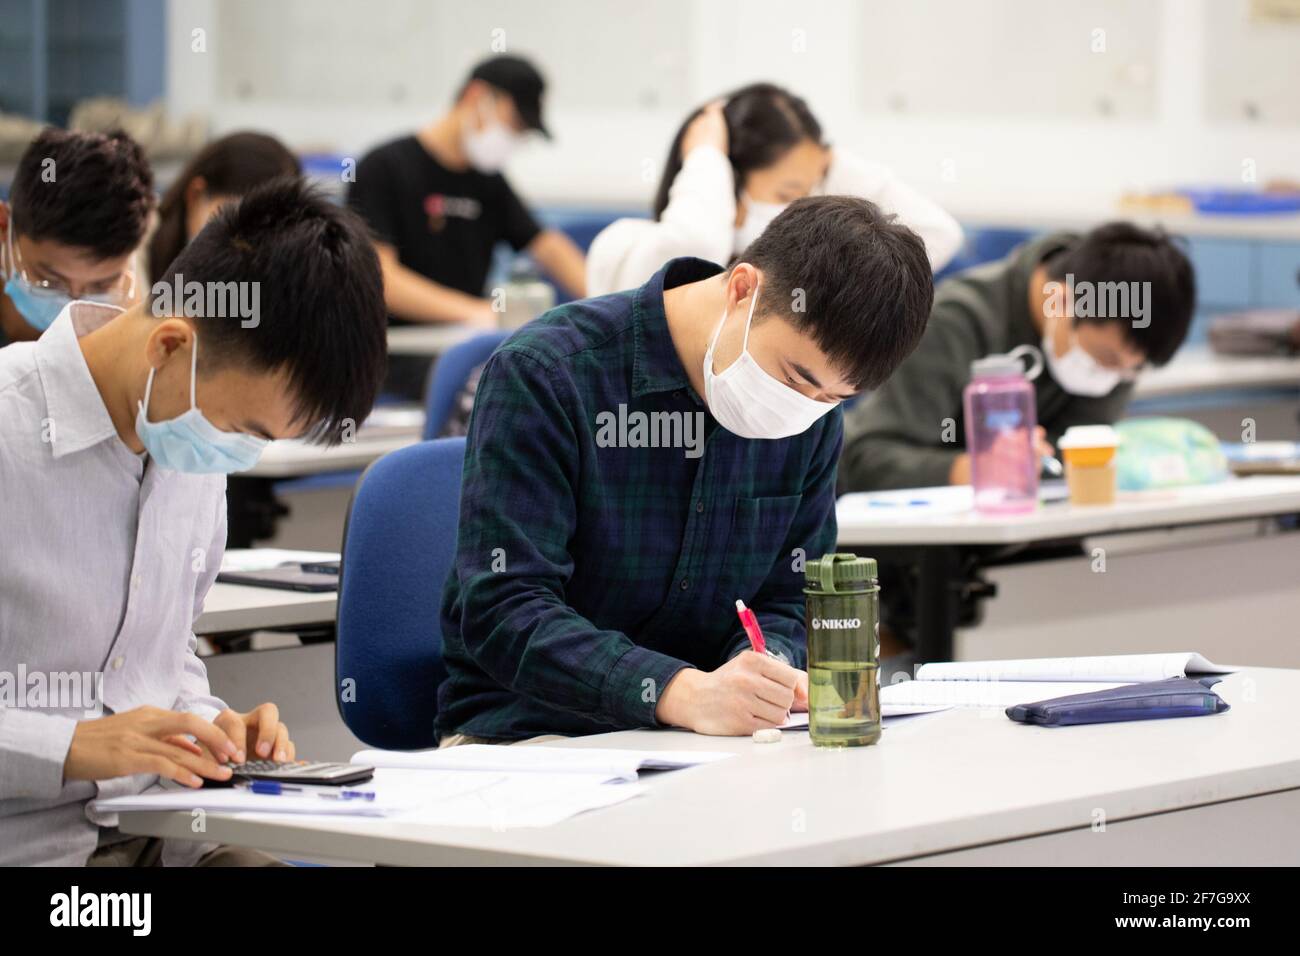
[231,771,646,830]
[220,548,340,573]
[779,705,952,728]
[837,485,974,519]
[352,745,735,781]
[90,768,495,817]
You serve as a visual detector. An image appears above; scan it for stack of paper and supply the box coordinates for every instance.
[351,744,735,782]
[880,652,1235,713]
[92,746,736,831]
[90,767,491,817]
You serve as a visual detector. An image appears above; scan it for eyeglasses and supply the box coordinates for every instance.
[3,225,136,306]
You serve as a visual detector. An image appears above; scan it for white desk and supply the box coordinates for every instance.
[238,406,425,479]
[947,194,1300,242]
[116,668,1300,866]
[241,431,420,479]
[386,325,477,357]
[196,583,336,636]
[1135,347,1300,400]
[837,475,1300,547]
[836,476,1300,663]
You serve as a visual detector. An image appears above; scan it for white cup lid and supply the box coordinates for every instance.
[1057,424,1121,449]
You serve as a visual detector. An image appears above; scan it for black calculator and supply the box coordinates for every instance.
[207,759,374,788]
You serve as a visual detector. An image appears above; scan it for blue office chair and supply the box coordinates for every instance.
[422,331,512,440]
[933,227,1034,283]
[335,437,467,750]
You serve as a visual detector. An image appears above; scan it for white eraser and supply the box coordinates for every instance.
[753,728,782,744]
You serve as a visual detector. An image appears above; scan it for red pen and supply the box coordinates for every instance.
[735,600,779,658]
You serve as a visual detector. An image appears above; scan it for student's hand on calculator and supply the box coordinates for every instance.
[656,651,800,735]
[170,702,295,766]
[65,707,239,788]
[211,703,295,765]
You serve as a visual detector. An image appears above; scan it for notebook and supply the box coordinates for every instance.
[881,652,1235,711]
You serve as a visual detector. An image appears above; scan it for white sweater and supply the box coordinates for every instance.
[587,145,964,296]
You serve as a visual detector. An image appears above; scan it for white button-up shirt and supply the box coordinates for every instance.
[0,304,228,865]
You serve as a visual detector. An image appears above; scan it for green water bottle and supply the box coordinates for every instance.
[804,553,881,747]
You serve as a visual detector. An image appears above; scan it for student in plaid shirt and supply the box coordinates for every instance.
[436,196,933,744]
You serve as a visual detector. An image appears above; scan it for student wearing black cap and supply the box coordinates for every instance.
[348,55,587,397]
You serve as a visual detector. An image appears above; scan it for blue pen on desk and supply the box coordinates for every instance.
[867,498,930,507]
[246,780,376,800]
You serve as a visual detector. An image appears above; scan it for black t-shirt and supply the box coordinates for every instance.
[346,135,542,304]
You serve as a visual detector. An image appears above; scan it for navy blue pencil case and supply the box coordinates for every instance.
[1006,677,1229,727]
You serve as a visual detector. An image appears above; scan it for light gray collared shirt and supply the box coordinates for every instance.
[0,303,228,865]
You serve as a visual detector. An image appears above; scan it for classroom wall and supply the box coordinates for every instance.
[163,0,1300,212]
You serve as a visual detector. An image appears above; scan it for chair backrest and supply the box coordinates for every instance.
[422,331,512,440]
[335,437,466,750]
[933,227,1035,283]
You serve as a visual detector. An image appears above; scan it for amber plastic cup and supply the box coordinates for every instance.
[1058,425,1121,506]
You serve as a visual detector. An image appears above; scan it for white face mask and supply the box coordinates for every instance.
[703,278,838,440]
[463,94,522,174]
[1042,314,1124,397]
[732,194,788,257]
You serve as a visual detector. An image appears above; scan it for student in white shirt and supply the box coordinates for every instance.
[0,178,388,866]
[587,83,963,295]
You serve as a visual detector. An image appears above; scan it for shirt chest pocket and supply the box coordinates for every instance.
[714,493,803,609]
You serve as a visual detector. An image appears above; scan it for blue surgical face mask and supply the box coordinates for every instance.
[134,333,269,474]
[4,275,69,332]
[4,226,70,332]
[4,224,134,332]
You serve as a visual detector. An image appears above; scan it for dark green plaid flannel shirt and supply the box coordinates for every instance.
[436,258,841,741]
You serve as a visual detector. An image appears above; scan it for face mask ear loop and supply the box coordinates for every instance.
[187,332,199,410]
[739,278,760,354]
[140,366,158,423]
[4,220,22,283]
[706,289,733,363]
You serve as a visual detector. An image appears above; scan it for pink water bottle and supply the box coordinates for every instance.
[963,346,1043,515]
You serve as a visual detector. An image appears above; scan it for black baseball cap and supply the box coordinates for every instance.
[468,55,550,139]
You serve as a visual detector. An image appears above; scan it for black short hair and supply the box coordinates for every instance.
[9,127,154,258]
[153,177,387,445]
[740,195,934,391]
[1045,222,1196,366]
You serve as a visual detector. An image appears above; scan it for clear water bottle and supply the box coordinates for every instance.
[963,346,1042,515]
[805,553,881,748]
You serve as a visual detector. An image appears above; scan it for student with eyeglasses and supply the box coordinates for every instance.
[1,128,153,346]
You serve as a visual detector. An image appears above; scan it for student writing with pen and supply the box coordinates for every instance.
[435,196,933,745]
